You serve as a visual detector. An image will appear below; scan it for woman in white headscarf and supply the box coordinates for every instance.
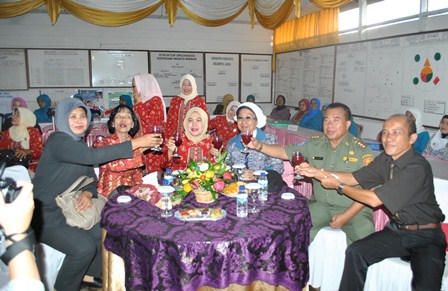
[225,102,284,174]
[132,73,167,173]
[424,115,448,160]
[0,107,42,172]
[165,74,209,135]
[209,100,240,149]
[405,108,430,154]
[166,107,213,170]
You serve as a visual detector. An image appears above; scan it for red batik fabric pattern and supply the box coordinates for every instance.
[0,127,43,172]
[134,96,166,174]
[94,133,144,198]
[165,96,208,135]
[208,116,239,149]
[165,135,213,171]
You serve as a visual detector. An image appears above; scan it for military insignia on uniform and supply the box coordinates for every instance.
[343,156,348,161]
[310,135,321,139]
[349,151,354,155]
[362,153,374,166]
[348,157,359,162]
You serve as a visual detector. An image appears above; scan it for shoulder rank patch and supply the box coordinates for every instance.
[353,137,366,148]
[362,153,374,166]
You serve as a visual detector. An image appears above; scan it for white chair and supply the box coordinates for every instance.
[35,243,66,290]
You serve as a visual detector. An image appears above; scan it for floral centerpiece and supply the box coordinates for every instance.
[173,151,234,204]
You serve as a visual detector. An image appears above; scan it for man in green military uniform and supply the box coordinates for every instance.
[249,102,375,244]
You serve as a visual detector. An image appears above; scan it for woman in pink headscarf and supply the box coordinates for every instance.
[132,73,167,174]
[290,98,309,125]
[2,97,28,132]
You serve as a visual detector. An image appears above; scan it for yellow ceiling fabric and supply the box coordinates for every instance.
[45,0,62,24]
[310,0,351,9]
[0,0,44,18]
[248,0,255,28]
[255,0,294,30]
[61,0,163,27]
[165,0,178,27]
[179,1,248,27]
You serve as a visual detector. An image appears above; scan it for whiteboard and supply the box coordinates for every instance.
[205,53,239,103]
[334,31,448,127]
[28,49,90,87]
[150,52,204,97]
[275,46,335,107]
[91,50,148,87]
[0,49,27,90]
[241,54,272,103]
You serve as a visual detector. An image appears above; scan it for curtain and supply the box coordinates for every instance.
[310,0,352,9]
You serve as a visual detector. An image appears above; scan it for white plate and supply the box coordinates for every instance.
[174,209,227,221]
[232,163,245,169]
[281,192,295,200]
[117,195,132,203]
[253,170,268,176]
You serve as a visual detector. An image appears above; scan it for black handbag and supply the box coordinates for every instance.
[0,149,32,168]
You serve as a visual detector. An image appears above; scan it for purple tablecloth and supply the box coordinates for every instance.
[101,185,311,290]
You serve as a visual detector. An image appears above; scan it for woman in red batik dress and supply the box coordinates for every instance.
[132,73,167,174]
[208,100,240,149]
[94,105,144,198]
[165,74,209,135]
[166,107,213,171]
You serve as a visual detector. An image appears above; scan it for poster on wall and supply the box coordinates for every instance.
[150,52,204,96]
[205,53,239,103]
[91,50,148,87]
[241,54,272,103]
[28,49,90,87]
[0,49,27,90]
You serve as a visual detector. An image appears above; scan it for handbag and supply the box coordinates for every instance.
[55,176,106,230]
[0,149,32,168]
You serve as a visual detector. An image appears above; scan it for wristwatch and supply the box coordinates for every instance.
[337,183,345,195]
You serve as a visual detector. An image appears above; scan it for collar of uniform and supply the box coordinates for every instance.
[323,132,354,150]
[387,147,415,170]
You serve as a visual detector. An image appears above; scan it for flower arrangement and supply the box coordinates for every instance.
[173,151,233,203]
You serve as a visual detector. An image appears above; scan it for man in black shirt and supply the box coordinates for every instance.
[298,113,446,290]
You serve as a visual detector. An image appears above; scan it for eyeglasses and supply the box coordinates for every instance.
[115,114,132,120]
[237,116,257,122]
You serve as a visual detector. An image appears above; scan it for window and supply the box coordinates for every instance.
[366,0,420,25]
[428,0,448,12]
[339,8,359,31]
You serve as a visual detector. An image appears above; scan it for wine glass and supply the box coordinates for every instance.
[172,132,182,158]
[241,130,253,154]
[291,151,305,180]
[149,125,163,151]
[212,135,223,150]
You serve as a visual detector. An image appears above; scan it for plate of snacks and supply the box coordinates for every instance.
[175,207,226,221]
[221,181,246,197]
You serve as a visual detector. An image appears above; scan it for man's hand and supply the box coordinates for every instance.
[330,212,350,229]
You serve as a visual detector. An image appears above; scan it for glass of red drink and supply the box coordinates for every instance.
[241,130,252,153]
[291,151,305,180]
[172,132,182,158]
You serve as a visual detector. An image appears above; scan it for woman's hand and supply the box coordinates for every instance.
[210,147,220,157]
[133,133,163,150]
[133,92,142,104]
[0,181,34,238]
[246,137,259,150]
[166,137,175,159]
[76,191,93,212]
[15,149,30,159]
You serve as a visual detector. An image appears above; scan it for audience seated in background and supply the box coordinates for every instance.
[248,102,374,246]
[290,98,309,125]
[269,95,291,121]
[0,108,43,173]
[405,108,430,154]
[212,94,234,115]
[246,95,255,103]
[222,102,284,175]
[32,98,161,291]
[166,107,213,171]
[1,97,28,132]
[424,114,448,160]
[104,94,134,117]
[94,105,144,198]
[299,98,323,132]
[33,95,52,124]
[165,74,209,136]
[132,73,167,174]
[0,177,44,291]
[208,100,240,149]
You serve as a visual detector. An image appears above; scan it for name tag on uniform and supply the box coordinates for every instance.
[313,156,323,160]
[288,124,299,131]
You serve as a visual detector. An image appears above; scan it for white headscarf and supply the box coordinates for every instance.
[226,101,240,123]
[406,108,424,133]
[234,102,267,128]
[430,130,448,151]
[133,73,167,122]
[179,74,198,103]
[9,107,36,150]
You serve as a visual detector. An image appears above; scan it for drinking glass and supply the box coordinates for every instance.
[246,184,260,214]
[149,125,163,151]
[241,130,253,154]
[159,185,174,218]
[291,151,305,180]
[173,132,182,158]
[212,135,223,150]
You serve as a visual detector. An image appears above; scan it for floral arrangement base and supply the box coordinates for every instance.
[194,190,214,204]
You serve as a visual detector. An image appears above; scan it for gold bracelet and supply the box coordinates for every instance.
[258,143,264,152]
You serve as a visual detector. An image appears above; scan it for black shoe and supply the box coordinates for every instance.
[81,277,102,289]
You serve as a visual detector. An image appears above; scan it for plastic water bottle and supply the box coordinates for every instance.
[258,172,268,205]
[164,168,174,185]
[236,185,248,218]
[161,179,172,211]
